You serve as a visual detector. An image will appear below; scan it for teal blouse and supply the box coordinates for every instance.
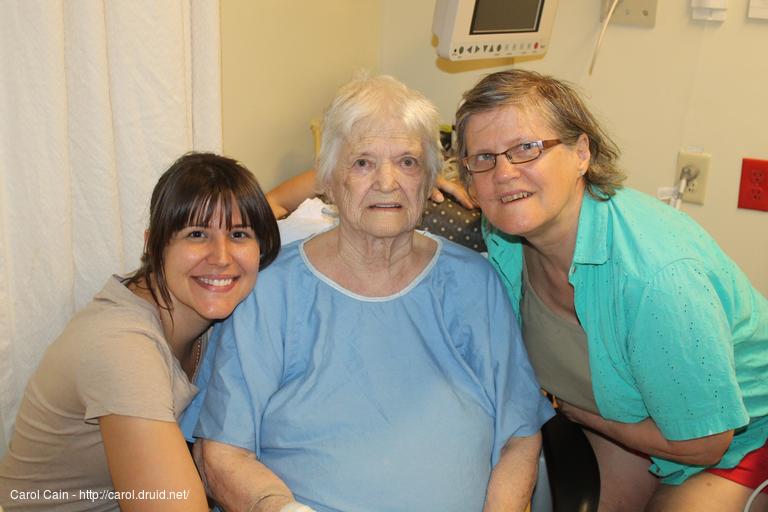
[483,187,768,484]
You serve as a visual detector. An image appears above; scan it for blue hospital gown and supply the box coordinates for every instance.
[186,234,553,512]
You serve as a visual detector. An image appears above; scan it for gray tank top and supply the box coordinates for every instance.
[521,260,599,414]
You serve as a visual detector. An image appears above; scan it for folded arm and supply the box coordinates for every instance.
[558,402,733,466]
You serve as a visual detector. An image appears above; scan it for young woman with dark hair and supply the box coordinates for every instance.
[0,152,279,511]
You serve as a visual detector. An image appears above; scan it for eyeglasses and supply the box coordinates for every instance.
[463,139,562,174]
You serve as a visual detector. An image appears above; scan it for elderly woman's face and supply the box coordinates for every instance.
[330,122,427,241]
[465,105,589,242]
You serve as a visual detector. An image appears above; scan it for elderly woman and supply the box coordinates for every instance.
[455,69,768,512]
[185,75,554,512]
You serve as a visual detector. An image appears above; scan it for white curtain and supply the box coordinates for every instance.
[0,0,222,452]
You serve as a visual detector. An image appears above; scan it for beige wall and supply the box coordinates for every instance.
[220,0,380,191]
[380,0,768,295]
[221,0,767,294]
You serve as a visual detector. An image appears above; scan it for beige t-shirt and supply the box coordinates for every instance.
[520,261,599,414]
[0,277,198,511]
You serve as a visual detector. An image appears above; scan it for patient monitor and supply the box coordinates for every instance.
[432,0,559,61]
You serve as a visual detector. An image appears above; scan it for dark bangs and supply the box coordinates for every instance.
[153,154,280,268]
[178,178,259,233]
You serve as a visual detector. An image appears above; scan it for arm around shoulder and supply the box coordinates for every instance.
[431,175,477,209]
[266,169,319,219]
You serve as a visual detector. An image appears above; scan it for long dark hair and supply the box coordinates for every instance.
[124,152,280,312]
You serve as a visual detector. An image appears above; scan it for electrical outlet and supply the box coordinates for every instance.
[675,151,710,205]
[738,158,768,212]
[602,0,658,27]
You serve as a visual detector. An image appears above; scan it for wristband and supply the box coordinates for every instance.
[247,493,291,512]
[279,502,316,512]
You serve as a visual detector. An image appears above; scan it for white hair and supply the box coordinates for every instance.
[316,74,442,198]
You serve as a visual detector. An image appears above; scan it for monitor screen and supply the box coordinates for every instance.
[471,0,543,34]
[433,0,559,61]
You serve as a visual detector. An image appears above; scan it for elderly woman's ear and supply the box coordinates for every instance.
[318,169,337,204]
[322,184,335,205]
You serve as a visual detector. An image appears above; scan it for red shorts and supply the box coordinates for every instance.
[705,440,768,494]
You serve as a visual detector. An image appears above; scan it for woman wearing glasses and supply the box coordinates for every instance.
[456,69,768,512]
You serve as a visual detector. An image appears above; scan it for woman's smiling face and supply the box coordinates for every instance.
[465,104,590,243]
[162,202,261,326]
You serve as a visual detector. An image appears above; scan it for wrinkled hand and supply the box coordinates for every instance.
[430,176,477,210]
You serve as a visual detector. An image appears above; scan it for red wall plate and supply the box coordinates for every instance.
[738,158,768,212]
